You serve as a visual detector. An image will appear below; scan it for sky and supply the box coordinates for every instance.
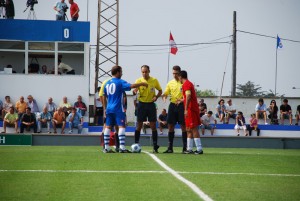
[13,0,300,97]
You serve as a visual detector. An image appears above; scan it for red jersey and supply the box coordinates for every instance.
[70,2,79,18]
[182,79,200,113]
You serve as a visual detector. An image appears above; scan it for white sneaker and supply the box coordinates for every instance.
[68,130,73,134]
[265,123,268,125]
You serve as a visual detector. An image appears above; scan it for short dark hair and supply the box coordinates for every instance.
[179,70,188,79]
[208,111,213,115]
[258,98,264,103]
[111,65,122,75]
[5,95,10,99]
[173,65,181,72]
[141,65,150,71]
[283,98,288,103]
[238,111,243,115]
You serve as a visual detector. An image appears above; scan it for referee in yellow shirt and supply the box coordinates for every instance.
[134,65,162,153]
[162,65,187,153]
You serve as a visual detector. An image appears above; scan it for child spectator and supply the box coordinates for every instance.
[235,111,248,136]
[247,113,260,136]
[200,111,217,135]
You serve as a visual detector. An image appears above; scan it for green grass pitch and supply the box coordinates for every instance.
[0,146,299,201]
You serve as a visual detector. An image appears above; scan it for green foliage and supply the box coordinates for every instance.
[196,89,216,97]
[263,89,285,98]
[236,81,264,97]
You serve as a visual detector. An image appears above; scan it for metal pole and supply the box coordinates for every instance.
[94,0,101,93]
[275,44,278,97]
[167,44,170,83]
[231,11,237,97]
[116,0,119,66]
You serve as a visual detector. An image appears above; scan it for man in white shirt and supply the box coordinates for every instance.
[225,99,237,124]
[58,59,75,74]
[200,111,217,135]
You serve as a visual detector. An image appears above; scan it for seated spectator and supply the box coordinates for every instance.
[157,109,167,134]
[15,96,27,119]
[255,98,268,125]
[215,99,226,123]
[1,106,18,133]
[6,64,17,73]
[20,107,37,133]
[74,95,87,116]
[235,111,248,136]
[40,65,48,74]
[60,96,72,117]
[200,111,217,135]
[44,97,57,117]
[198,99,207,117]
[67,107,83,134]
[37,107,52,134]
[295,105,300,126]
[247,113,260,136]
[267,100,279,125]
[142,120,150,134]
[94,87,103,125]
[280,99,293,125]
[58,59,75,74]
[225,99,237,124]
[2,95,13,119]
[52,107,66,134]
[27,95,39,113]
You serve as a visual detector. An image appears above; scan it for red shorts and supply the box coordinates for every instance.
[185,109,201,129]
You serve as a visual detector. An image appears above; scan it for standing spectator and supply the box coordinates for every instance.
[267,100,278,125]
[69,0,79,21]
[179,70,203,154]
[198,98,207,118]
[52,107,66,134]
[200,111,217,135]
[27,95,39,113]
[60,96,72,117]
[216,99,226,123]
[247,113,260,136]
[161,65,187,153]
[37,107,52,134]
[295,105,300,126]
[74,95,87,116]
[5,0,14,19]
[0,99,3,119]
[54,0,67,21]
[102,65,147,153]
[157,109,167,135]
[280,99,293,125]
[235,111,247,136]
[20,107,37,133]
[255,98,268,125]
[44,97,57,117]
[1,106,18,133]
[2,95,13,119]
[94,87,103,125]
[15,96,27,119]
[67,107,83,134]
[58,59,75,74]
[134,65,162,153]
[225,99,237,124]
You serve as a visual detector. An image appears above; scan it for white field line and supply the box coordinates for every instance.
[143,151,213,201]
[0,169,299,177]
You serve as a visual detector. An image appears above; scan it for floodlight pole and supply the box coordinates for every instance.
[231,11,237,97]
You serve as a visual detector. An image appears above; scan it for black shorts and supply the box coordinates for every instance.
[167,102,185,125]
[137,102,157,122]
[95,107,103,116]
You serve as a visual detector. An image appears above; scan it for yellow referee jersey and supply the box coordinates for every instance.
[163,79,183,103]
[135,76,162,103]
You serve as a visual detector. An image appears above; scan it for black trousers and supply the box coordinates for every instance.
[20,123,37,133]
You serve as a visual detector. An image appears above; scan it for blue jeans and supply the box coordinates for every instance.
[69,122,82,134]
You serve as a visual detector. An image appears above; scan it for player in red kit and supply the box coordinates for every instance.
[179,70,203,154]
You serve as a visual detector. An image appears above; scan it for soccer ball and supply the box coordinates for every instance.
[131,143,141,153]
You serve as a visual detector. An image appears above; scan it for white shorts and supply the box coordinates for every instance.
[234,125,246,130]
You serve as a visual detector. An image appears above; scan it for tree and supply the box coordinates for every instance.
[263,89,285,98]
[236,81,264,97]
[196,89,216,97]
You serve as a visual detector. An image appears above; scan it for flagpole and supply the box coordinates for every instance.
[167,32,171,83]
[275,46,277,97]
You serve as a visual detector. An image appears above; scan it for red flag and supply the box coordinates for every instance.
[169,32,178,55]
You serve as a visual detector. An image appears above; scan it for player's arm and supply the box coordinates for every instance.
[161,84,170,102]
[130,82,148,89]
[153,89,162,102]
[184,90,191,116]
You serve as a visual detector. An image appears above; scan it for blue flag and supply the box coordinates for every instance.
[277,35,283,49]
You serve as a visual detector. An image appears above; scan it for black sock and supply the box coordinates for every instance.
[135,130,140,143]
[182,131,187,149]
[114,132,119,149]
[168,132,175,150]
[152,130,158,147]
